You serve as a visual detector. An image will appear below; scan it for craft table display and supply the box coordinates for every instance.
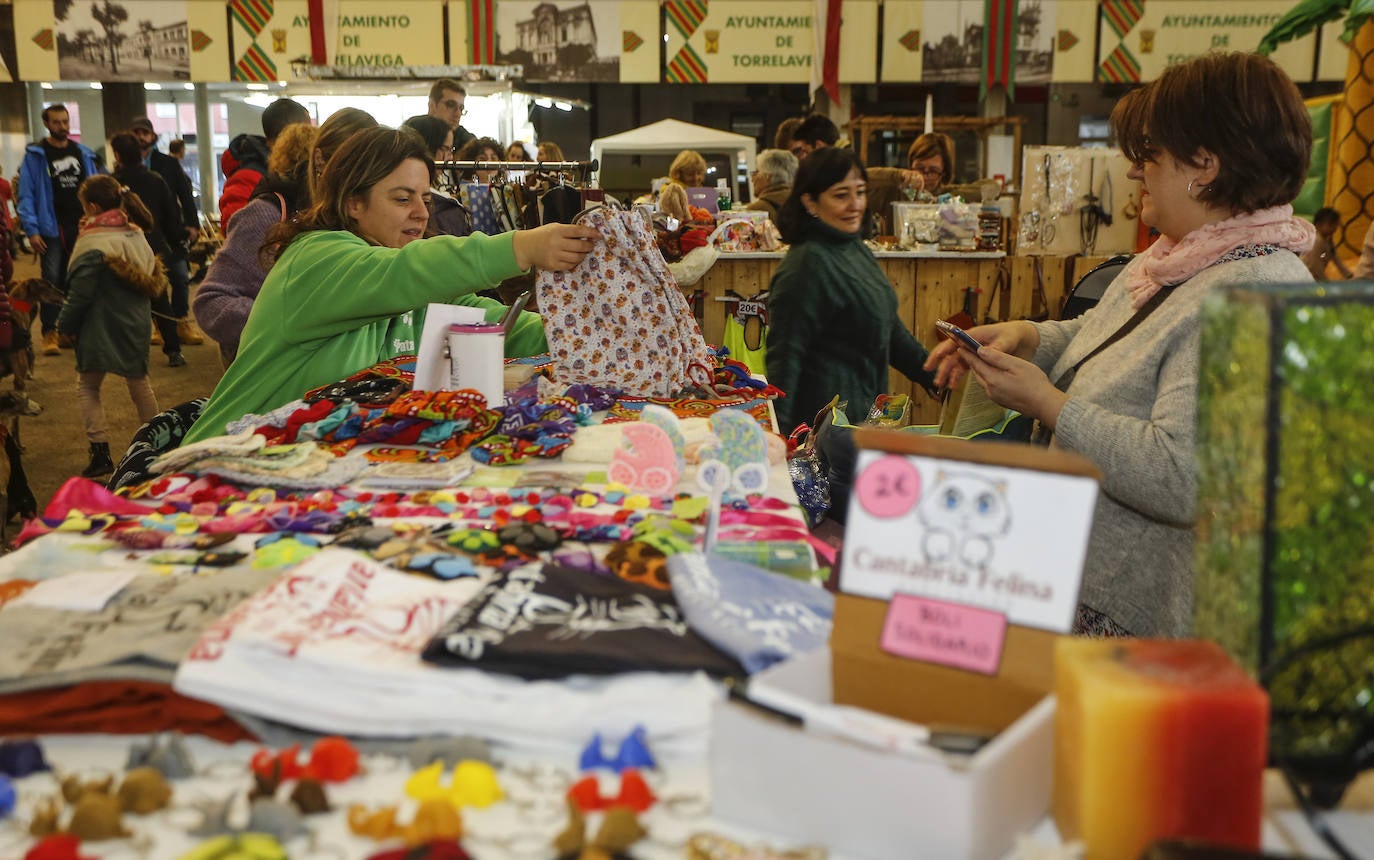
[685,252,1114,426]
[0,355,835,860]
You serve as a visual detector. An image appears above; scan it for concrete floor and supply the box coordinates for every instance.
[9,251,225,519]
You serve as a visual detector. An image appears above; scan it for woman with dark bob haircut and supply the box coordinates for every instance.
[766,147,937,434]
[183,127,598,444]
[925,52,1315,638]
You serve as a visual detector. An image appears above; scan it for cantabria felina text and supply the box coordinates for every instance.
[848,548,1054,602]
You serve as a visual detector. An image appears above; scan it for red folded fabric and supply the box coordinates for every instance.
[0,681,255,743]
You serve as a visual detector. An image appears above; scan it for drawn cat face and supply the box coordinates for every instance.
[917,471,1011,537]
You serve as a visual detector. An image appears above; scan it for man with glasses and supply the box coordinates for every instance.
[429,79,476,150]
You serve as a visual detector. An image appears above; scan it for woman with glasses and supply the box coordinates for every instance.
[924,53,1314,637]
[907,132,955,195]
[403,115,470,238]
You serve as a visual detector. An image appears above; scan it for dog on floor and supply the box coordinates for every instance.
[4,277,66,416]
[0,390,39,547]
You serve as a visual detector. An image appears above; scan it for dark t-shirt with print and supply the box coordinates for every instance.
[43,139,86,241]
[421,563,743,680]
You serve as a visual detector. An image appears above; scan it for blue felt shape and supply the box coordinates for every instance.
[578,733,611,772]
[0,774,14,817]
[613,725,656,772]
[0,740,49,777]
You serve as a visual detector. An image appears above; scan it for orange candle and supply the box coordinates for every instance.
[1054,639,1268,859]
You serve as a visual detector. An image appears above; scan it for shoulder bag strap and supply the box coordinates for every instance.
[1052,284,1175,391]
[274,192,287,222]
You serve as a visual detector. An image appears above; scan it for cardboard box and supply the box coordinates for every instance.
[710,629,1056,859]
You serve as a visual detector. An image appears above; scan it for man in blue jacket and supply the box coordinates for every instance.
[17,103,102,355]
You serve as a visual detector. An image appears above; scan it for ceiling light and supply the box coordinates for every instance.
[89,82,103,90]
[144,83,163,90]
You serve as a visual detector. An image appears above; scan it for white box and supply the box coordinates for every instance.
[710,648,1055,860]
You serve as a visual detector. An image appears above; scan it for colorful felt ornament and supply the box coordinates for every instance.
[246,798,308,842]
[402,798,464,846]
[0,773,14,818]
[178,833,288,860]
[116,767,172,814]
[285,779,329,815]
[348,804,402,841]
[0,739,49,777]
[579,726,655,773]
[66,792,130,840]
[302,736,360,783]
[406,736,494,769]
[23,835,97,860]
[608,422,679,494]
[125,733,195,779]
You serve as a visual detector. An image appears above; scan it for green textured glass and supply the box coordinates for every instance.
[1195,282,1374,766]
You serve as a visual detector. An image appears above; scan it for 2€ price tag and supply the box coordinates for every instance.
[879,594,1008,675]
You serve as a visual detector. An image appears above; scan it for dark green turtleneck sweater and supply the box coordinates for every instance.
[765,219,935,433]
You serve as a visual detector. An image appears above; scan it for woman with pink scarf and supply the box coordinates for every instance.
[925,52,1314,637]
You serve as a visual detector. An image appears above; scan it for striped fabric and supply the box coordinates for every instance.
[981,0,1018,98]
[470,0,495,64]
[1101,0,1145,40]
[1098,43,1141,83]
[665,0,708,40]
[230,0,274,37]
[666,44,708,83]
[234,42,276,82]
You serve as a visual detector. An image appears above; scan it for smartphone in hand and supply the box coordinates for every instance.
[935,318,982,352]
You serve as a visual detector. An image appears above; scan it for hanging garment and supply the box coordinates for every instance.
[719,290,769,376]
[458,183,500,235]
[535,206,713,397]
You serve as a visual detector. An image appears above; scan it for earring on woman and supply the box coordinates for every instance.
[1187,178,1206,199]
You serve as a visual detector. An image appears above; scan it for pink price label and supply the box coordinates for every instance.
[853,454,921,518]
[879,594,1007,675]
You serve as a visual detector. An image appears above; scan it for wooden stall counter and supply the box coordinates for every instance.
[685,251,1114,425]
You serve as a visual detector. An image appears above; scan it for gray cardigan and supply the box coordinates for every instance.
[1032,249,1311,636]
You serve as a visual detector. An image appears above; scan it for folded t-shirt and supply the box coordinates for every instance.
[422,563,742,680]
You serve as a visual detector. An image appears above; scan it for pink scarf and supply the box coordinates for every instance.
[1125,204,1315,308]
[78,208,133,235]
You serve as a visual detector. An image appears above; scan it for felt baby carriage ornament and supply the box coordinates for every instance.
[536,206,713,397]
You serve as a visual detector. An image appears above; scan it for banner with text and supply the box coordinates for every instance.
[661,0,874,85]
[230,0,444,82]
[1096,1,1322,84]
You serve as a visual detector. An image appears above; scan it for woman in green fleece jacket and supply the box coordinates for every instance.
[765,147,937,434]
[185,127,597,444]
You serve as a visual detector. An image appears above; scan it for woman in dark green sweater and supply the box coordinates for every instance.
[765,148,937,434]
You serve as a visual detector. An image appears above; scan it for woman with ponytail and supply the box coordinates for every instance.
[57,175,170,480]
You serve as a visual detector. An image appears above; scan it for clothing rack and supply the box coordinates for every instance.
[434,159,598,174]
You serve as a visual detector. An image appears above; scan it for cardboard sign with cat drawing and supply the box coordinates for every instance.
[839,431,1101,635]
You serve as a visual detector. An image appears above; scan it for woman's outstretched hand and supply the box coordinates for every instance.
[512,223,601,272]
[923,320,1037,390]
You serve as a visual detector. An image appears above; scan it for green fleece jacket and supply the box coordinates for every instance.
[185,230,537,444]
[765,219,935,434]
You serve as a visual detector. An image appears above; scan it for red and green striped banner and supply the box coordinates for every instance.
[623,30,644,53]
[230,0,274,38]
[470,0,496,64]
[235,42,277,82]
[32,28,53,50]
[665,0,708,41]
[898,29,920,52]
[1102,0,1144,40]
[191,29,213,52]
[981,0,1017,99]
[665,43,708,83]
[1099,43,1141,82]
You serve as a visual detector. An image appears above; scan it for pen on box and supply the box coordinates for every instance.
[725,678,974,762]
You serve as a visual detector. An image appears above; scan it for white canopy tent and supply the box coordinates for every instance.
[590,118,758,202]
